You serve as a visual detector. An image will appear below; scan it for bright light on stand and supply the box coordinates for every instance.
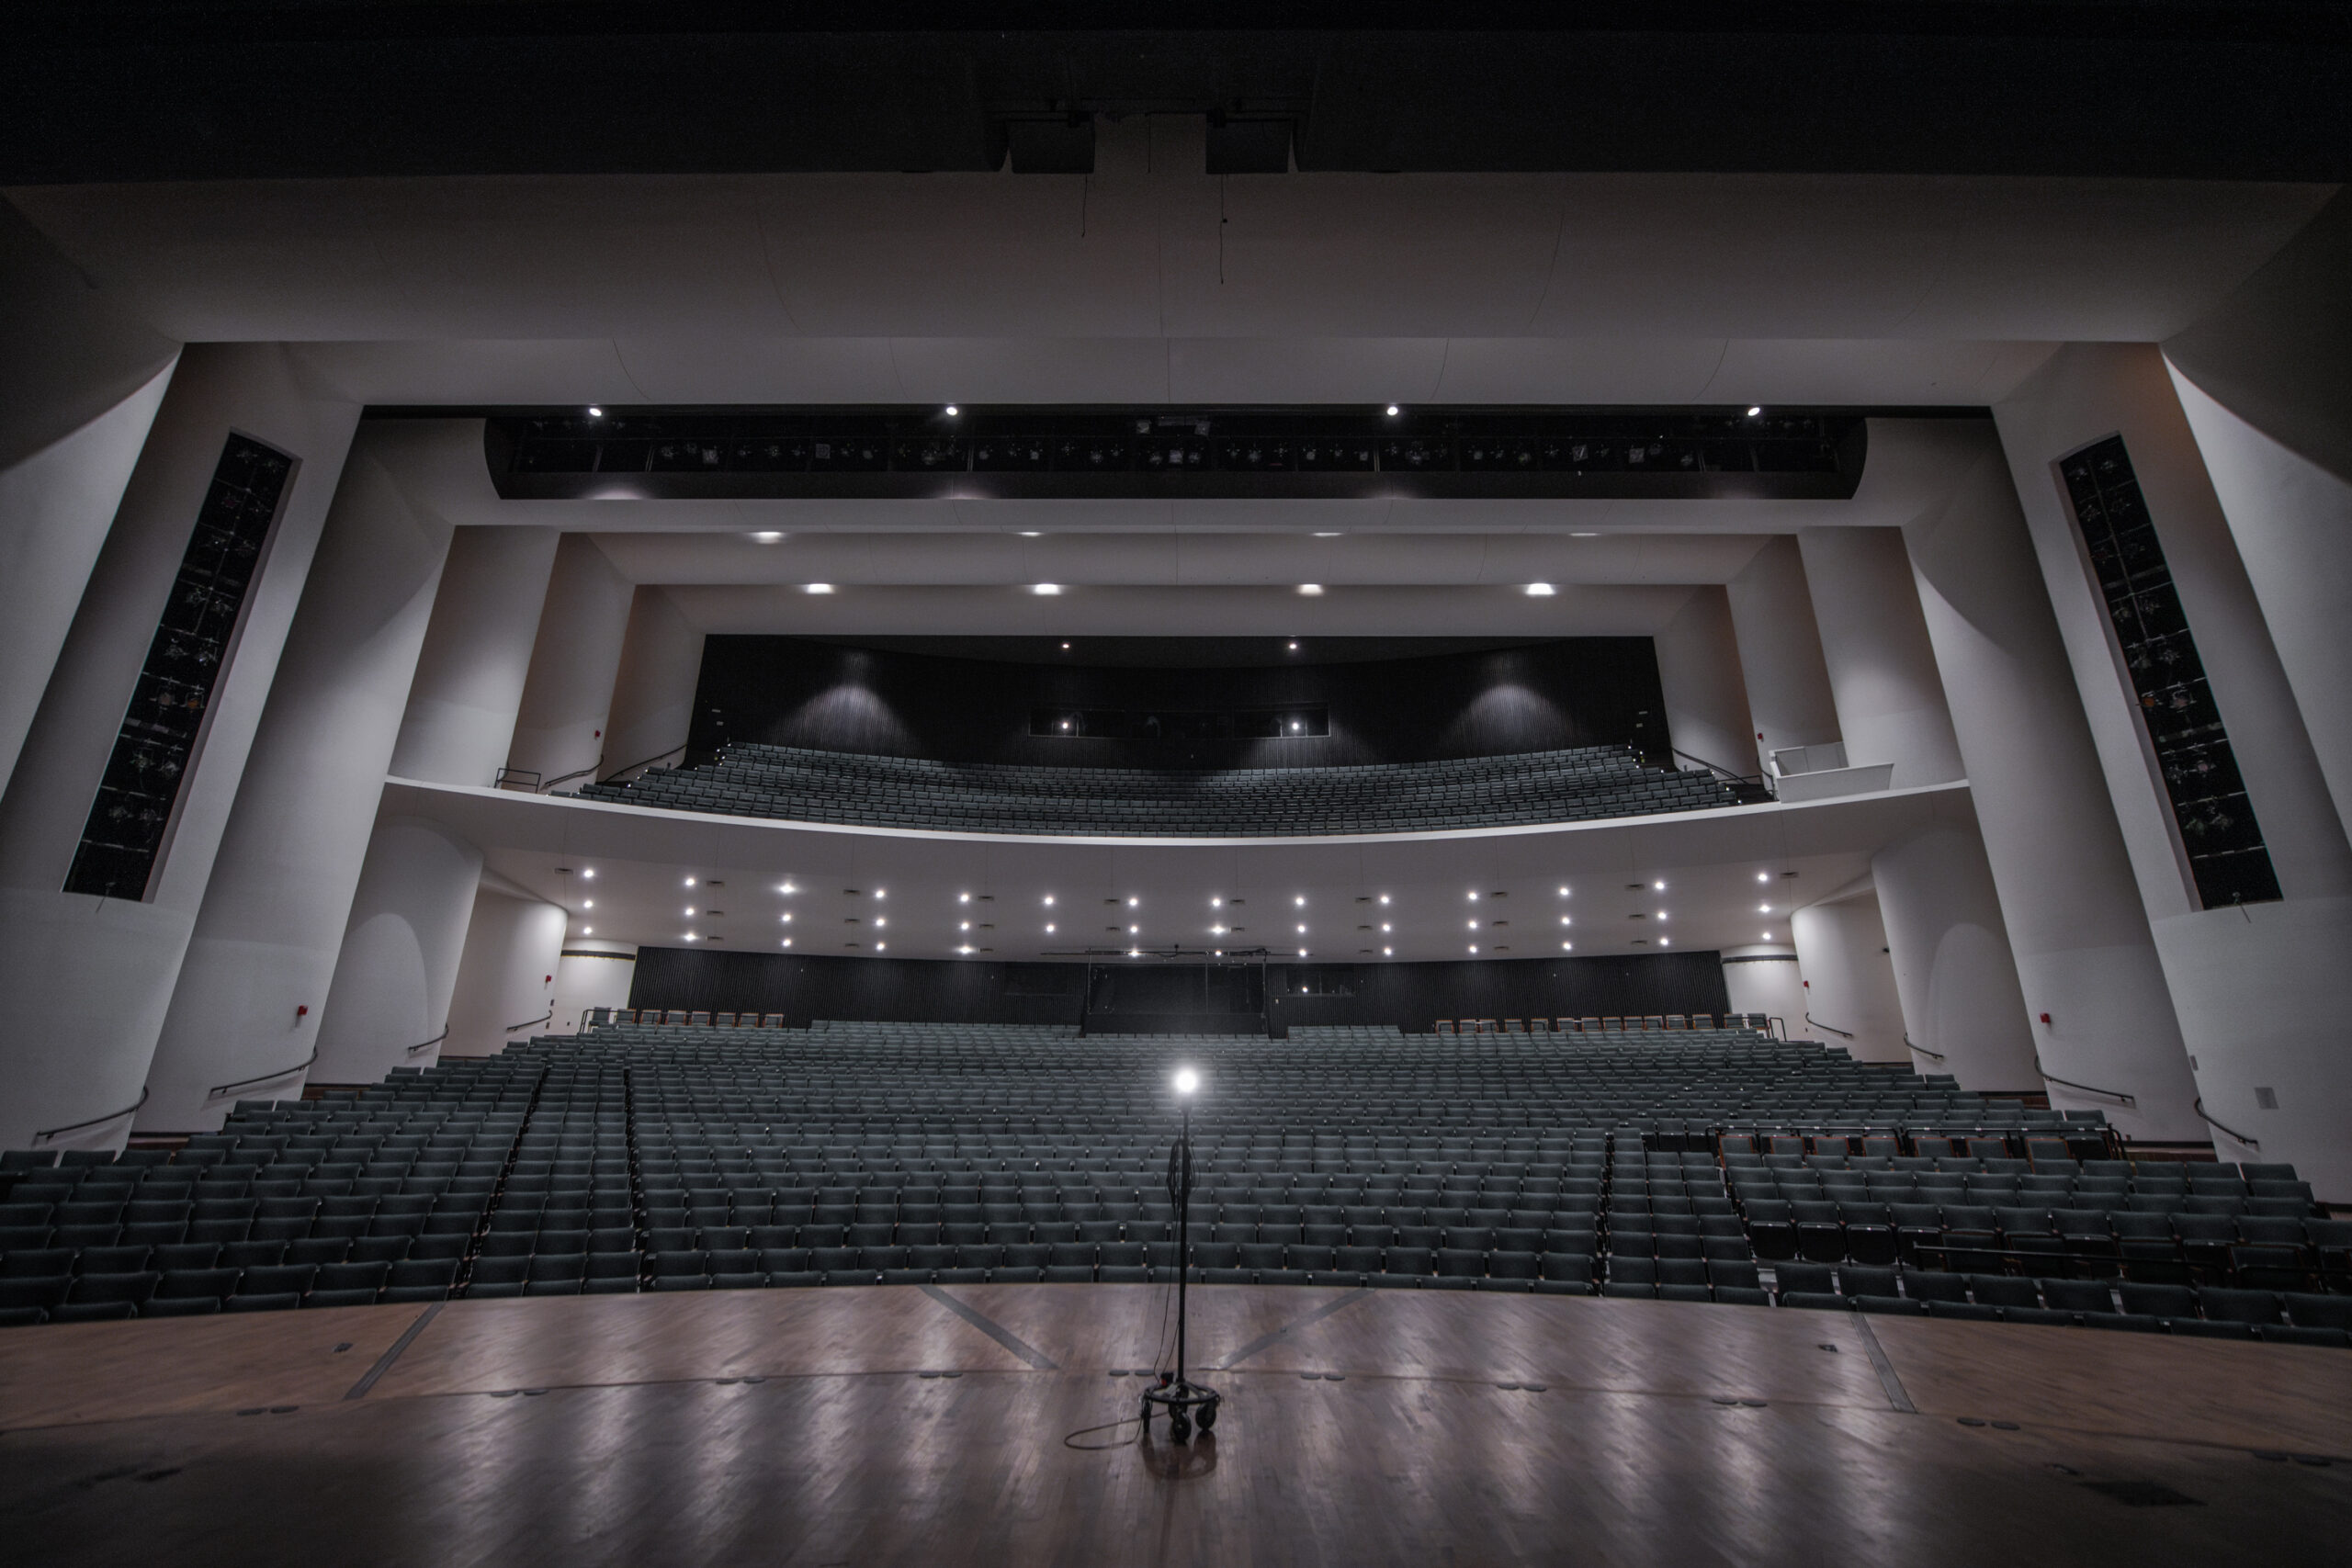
[1173,1067,1200,1096]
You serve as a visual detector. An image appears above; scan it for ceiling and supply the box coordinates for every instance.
[389,774,1979,964]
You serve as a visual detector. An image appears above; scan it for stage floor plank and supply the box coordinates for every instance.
[2,1285,2347,1567]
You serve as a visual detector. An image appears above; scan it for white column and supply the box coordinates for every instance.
[550,940,639,1036]
[1871,818,2040,1091]
[141,423,457,1132]
[443,884,570,1057]
[1995,345,2352,1191]
[508,534,634,791]
[311,818,485,1081]
[1797,526,1964,786]
[1788,887,1907,1063]
[1718,946,1802,1031]
[390,526,560,787]
[1651,586,1755,776]
[0,345,361,1150]
[1723,536,1841,776]
[311,525,560,1085]
[0,203,180,799]
[2166,367,2352,843]
[0,366,175,801]
[1900,420,2201,1141]
[601,587,705,779]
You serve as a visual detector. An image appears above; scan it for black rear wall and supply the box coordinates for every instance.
[626,947,1730,1034]
[687,637,1668,770]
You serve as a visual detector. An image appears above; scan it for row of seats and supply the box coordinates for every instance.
[576,740,1754,836]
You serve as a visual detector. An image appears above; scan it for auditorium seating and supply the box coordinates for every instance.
[0,1021,2337,1345]
[574,742,1762,836]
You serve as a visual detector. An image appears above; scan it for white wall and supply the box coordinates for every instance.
[0,363,175,803]
[549,940,639,1037]
[1797,526,1963,787]
[444,884,569,1057]
[1897,422,2199,1139]
[1651,586,1756,775]
[1871,818,2040,1092]
[1789,888,1908,1062]
[0,344,362,1149]
[390,525,560,788]
[508,534,634,791]
[141,423,457,1131]
[1722,536,1841,777]
[1719,947,1803,1032]
[311,818,485,1082]
[601,586,704,780]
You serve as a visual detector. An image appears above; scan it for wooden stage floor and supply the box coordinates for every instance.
[2,1284,2347,1566]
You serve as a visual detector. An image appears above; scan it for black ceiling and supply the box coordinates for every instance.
[3,3,2348,182]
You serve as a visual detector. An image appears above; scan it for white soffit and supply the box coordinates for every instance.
[8,173,2330,344]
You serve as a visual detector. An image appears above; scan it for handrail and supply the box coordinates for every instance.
[206,1047,320,1103]
[1905,1033,1948,1063]
[492,766,541,791]
[32,1085,150,1145]
[2033,1056,2136,1108]
[2192,1096,2260,1152]
[405,1027,450,1058]
[1669,747,1776,796]
[1804,1013,1856,1040]
[600,742,687,783]
[505,1011,553,1033]
[537,757,604,793]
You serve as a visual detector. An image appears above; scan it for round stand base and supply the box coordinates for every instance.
[1139,1378,1221,1442]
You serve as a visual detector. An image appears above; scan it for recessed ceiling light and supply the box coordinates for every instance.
[1296,583,1323,596]
[684,932,696,942]
[582,869,594,879]
[1654,880,1666,891]
[1468,944,1478,953]
[1467,919,1479,930]
[1313,531,1342,537]
[1297,948,1307,957]
[1296,924,1306,933]
[778,883,795,894]
[1294,896,1306,907]
[581,926,593,935]
[684,876,696,886]
[1762,931,1772,940]
[1659,937,1670,946]
[1043,894,1056,906]
[876,942,885,951]
[1020,531,1044,537]
[587,406,604,418]
[1559,916,1571,925]
[752,530,784,543]
[1032,582,1061,595]
[780,913,792,923]
[781,937,791,946]
[1570,532,1598,537]
[944,405,959,416]
[876,889,886,898]
[1381,922,1391,932]
[1378,893,1390,904]
[1385,404,1400,417]
[1383,946,1393,955]
[1759,904,1771,913]
[1747,406,1762,418]
[1758,872,1770,882]
[1562,942,1572,950]
[1287,641,1299,650]
[1467,891,1479,900]
[1059,641,1070,649]
[959,892,971,902]
[1045,923,1056,933]
[582,900,593,909]
[1524,582,1555,596]
[1127,897,1138,907]
[804,582,834,594]
[684,906,695,916]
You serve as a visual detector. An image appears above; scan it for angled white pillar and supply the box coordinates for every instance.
[1723,536,1841,777]
[1871,817,2039,1091]
[549,940,639,1039]
[0,203,180,801]
[1651,586,1755,776]
[1995,346,2352,1193]
[1718,945,1803,1032]
[1788,886,1907,1063]
[508,534,634,791]
[0,345,361,1150]
[443,881,569,1057]
[1797,526,1963,787]
[601,587,704,780]
[141,423,457,1132]
[312,524,560,1087]
[1897,420,2199,1142]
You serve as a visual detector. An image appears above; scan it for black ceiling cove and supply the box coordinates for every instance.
[483,407,1869,502]
[2,6,2347,182]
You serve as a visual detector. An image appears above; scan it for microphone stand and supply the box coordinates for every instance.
[1141,1094,1220,1441]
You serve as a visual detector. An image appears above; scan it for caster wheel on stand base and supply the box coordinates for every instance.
[1198,1398,1218,1431]
[1169,1414,1192,1442]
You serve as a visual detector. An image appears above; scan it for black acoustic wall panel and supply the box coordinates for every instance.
[2061,435,2280,908]
[64,434,291,900]
[688,637,1670,771]
[628,947,1729,1035]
